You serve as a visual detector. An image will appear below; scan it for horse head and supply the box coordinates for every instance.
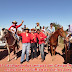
[1,28,10,38]
[58,27,66,38]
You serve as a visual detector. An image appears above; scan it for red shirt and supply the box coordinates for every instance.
[37,32,47,44]
[8,24,22,30]
[18,32,31,43]
[31,33,37,43]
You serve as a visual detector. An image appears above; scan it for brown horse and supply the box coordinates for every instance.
[0,28,19,61]
[49,27,66,56]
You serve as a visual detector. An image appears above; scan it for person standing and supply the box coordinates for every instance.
[41,26,46,34]
[30,28,37,59]
[18,28,31,64]
[37,29,47,62]
[21,25,26,32]
[35,22,41,48]
[35,22,41,31]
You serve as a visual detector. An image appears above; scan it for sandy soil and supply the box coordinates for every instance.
[0,42,72,72]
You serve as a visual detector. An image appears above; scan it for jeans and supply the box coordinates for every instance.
[21,43,30,62]
[39,43,45,60]
[15,34,19,40]
[31,43,37,58]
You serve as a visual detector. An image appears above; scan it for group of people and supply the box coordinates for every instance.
[8,20,72,64]
[8,20,56,64]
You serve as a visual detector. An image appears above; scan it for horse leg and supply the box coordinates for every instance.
[7,46,10,61]
[13,47,17,60]
[65,43,67,63]
[50,45,53,56]
[53,49,55,55]
[54,47,56,55]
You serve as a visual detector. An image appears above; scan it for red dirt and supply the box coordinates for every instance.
[0,42,72,72]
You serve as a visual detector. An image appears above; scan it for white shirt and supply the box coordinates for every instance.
[10,27,16,33]
[47,26,55,33]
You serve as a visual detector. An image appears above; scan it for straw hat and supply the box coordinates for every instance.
[12,21,17,24]
[31,28,36,31]
[36,22,39,25]
[24,27,30,30]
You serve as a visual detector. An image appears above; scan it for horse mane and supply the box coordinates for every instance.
[53,27,62,35]
[6,29,13,36]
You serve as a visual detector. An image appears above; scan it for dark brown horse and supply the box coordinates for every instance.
[49,27,66,56]
[0,28,19,61]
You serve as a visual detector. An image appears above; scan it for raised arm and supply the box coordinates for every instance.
[8,26,12,30]
[16,20,24,28]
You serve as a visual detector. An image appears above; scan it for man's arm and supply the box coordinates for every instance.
[17,31,22,36]
[40,33,47,40]
[53,27,55,33]
[16,20,24,28]
[8,26,12,30]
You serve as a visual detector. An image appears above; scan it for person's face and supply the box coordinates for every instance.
[43,26,44,29]
[37,24,39,26]
[26,30,29,33]
[37,30,40,34]
[50,24,52,27]
[13,23,16,25]
[32,30,35,33]
[24,25,26,28]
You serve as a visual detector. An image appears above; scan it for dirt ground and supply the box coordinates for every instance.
[0,42,72,72]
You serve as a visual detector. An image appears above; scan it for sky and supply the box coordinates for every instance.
[0,0,72,31]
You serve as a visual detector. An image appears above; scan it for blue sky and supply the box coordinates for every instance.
[0,0,72,31]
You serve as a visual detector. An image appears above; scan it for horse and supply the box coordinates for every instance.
[49,27,66,56]
[0,28,19,61]
[64,33,72,63]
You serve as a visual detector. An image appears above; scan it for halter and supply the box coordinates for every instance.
[59,29,65,38]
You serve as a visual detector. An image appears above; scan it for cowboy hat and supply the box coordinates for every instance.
[12,21,17,24]
[24,27,30,30]
[31,28,36,31]
[36,22,39,25]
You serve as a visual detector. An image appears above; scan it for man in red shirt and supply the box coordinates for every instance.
[18,28,31,64]
[8,20,24,48]
[30,28,37,59]
[9,20,24,34]
[37,29,47,62]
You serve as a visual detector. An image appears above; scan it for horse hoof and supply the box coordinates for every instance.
[7,59,10,62]
[15,57,17,60]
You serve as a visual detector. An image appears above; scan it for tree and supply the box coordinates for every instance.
[52,23,61,30]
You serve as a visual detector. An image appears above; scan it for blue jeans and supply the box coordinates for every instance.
[21,43,30,62]
[39,43,44,60]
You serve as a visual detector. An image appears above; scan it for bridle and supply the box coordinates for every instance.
[59,29,65,38]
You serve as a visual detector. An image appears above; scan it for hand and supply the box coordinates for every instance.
[17,31,19,34]
[22,20,24,23]
[47,32,50,35]
[33,37,35,39]
[40,37,43,39]
[48,33,50,36]
[66,37,69,42]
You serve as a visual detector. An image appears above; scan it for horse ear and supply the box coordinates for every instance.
[57,27,59,29]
